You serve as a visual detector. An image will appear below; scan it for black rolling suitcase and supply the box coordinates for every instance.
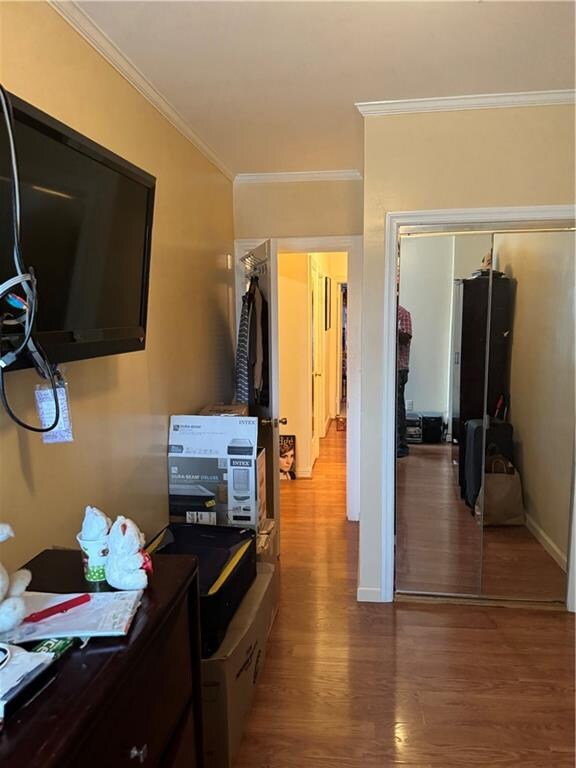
[462,418,514,509]
[148,523,256,657]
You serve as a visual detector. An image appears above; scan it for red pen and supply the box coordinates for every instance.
[23,593,91,623]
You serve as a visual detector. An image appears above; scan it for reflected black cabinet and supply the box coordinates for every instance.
[451,275,512,495]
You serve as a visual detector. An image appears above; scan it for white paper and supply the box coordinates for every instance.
[0,591,143,643]
[34,384,73,443]
[0,645,53,703]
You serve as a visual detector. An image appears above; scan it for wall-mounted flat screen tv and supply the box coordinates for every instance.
[0,92,155,367]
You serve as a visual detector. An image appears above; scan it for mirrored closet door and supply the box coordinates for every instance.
[480,230,575,601]
[395,232,489,596]
[395,227,575,604]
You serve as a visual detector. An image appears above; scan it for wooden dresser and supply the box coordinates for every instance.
[0,549,203,768]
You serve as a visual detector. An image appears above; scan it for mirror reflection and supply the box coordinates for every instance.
[481,231,575,600]
[395,229,574,603]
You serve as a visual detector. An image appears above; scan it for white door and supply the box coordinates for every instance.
[336,283,346,416]
[234,240,280,534]
[310,257,324,466]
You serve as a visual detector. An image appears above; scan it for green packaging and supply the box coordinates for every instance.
[31,637,75,659]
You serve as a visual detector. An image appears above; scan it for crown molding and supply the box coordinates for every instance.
[49,0,234,180]
[235,235,363,254]
[234,170,363,184]
[356,90,576,117]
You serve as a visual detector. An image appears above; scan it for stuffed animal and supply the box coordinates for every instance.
[80,505,112,540]
[105,516,150,591]
[0,524,32,633]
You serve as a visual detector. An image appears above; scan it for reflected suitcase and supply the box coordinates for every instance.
[148,523,256,657]
[462,418,514,509]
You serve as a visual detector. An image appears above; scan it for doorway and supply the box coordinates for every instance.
[277,251,349,480]
[311,256,324,467]
[391,217,575,605]
[234,235,362,522]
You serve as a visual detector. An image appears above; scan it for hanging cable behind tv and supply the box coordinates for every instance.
[0,84,60,432]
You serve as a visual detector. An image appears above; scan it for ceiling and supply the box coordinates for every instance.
[77,1,575,177]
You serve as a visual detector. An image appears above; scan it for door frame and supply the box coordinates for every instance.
[382,205,576,609]
[310,255,324,467]
[335,281,347,417]
[235,235,363,522]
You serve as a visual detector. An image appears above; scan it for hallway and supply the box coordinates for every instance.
[235,425,575,767]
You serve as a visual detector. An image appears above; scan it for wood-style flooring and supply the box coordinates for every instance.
[235,425,575,768]
[396,443,567,600]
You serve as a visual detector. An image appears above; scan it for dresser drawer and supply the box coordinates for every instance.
[72,598,193,767]
[160,705,198,768]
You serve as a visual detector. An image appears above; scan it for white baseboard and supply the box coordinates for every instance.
[295,467,312,479]
[323,416,332,437]
[525,513,567,571]
[356,586,383,603]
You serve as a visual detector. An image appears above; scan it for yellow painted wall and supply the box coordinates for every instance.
[234,180,363,238]
[360,105,576,594]
[278,251,348,476]
[278,253,311,476]
[495,231,575,566]
[328,252,348,423]
[313,253,348,426]
[0,2,234,570]
[329,252,348,276]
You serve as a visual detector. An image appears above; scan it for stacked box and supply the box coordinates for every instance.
[256,520,278,565]
[256,447,267,525]
[198,404,250,417]
[168,415,260,528]
[202,563,279,768]
[406,412,422,443]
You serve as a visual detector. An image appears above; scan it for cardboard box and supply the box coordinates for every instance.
[257,521,279,565]
[202,563,278,768]
[257,447,267,524]
[168,415,259,528]
[199,403,250,417]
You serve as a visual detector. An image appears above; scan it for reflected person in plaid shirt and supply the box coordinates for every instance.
[397,305,412,458]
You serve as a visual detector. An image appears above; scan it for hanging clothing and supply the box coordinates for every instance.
[256,291,269,407]
[234,276,270,407]
[253,286,264,393]
[234,288,253,404]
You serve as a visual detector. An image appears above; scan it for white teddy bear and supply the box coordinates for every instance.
[0,524,32,633]
[105,516,149,591]
[80,505,111,540]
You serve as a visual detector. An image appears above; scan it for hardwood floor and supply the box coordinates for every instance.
[396,444,482,595]
[396,443,567,600]
[235,425,575,768]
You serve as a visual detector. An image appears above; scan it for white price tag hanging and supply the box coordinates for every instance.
[34,382,74,444]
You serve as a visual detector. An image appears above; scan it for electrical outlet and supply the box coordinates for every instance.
[406,399,414,412]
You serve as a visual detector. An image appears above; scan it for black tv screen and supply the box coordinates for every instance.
[0,93,155,366]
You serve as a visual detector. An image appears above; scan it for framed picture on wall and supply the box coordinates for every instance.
[324,276,331,330]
